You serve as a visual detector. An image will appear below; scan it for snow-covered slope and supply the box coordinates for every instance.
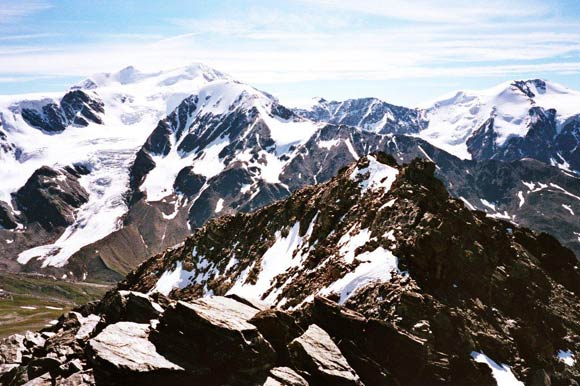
[133,79,320,205]
[0,63,323,274]
[297,79,580,172]
[419,79,580,161]
[0,64,229,268]
[294,97,426,134]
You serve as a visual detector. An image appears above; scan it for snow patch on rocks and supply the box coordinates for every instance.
[471,351,524,386]
[350,155,398,194]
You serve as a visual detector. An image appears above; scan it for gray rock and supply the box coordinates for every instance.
[226,293,271,311]
[27,356,62,379]
[88,322,182,374]
[57,370,96,386]
[98,291,164,324]
[40,332,55,340]
[0,363,19,384]
[264,367,309,386]
[22,372,52,385]
[24,332,46,352]
[152,296,276,376]
[289,324,362,386]
[0,334,26,364]
[58,358,84,377]
[74,314,100,341]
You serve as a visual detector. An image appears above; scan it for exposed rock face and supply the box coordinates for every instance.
[96,290,164,325]
[0,201,18,229]
[14,165,89,231]
[0,334,26,364]
[265,367,308,386]
[294,97,427,134]
[88,322,183,385]
[20,90,104,133]
[116,154,578,385]
[150,297,277,379]
[114,120,578,285]
[289,324,362,385]
[0,294,364,386]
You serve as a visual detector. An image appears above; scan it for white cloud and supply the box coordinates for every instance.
[298,0,549,23]
[0,0,52,23]
[0,0,578,105]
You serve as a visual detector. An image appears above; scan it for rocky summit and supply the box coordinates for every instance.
[1,154,579,385]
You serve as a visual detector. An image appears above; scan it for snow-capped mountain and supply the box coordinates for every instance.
[294,97,427,134]
[0,65,578,282]
[7,154,577,385]
[0,64,230,272]
[0,64,323,279]
[299,79,580,171]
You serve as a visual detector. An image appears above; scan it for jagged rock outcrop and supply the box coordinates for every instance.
[0,294,366,386]
[14,166,89,231]
[288,324,362,385]
[20,90,104,133]
[264,367,308,386]
[0,201,18,229]
[150,297,276,381]
[87,322,184,385]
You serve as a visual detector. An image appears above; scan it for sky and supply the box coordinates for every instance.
[1,0,580,106]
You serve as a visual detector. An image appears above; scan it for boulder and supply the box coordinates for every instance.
[226,293,271,311]
[23,332,46,354]
[289,324,362,386]
[74,314,100,341]
[5,364,31,385]
[0,364,19,384]
[310,296,366,340]
[0,334,26,364]
[44,329,84,359]
[151,296,276,377]
[88,322,183,385]
[43,312,97,359]
[22,372,52,385]
[364,319,427,382]
[57,370,95,386]
[27,356,62,380]
[264,367,309,386]
[97,291,164,325]
[58,358,84,378]
[249,309,302,365]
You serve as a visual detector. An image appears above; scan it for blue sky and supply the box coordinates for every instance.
[1,0,580,106]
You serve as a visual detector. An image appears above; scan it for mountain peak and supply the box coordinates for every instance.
[75,63,229,89]
[510,78,548,98]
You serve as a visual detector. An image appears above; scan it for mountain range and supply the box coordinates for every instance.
[0,64,578,284]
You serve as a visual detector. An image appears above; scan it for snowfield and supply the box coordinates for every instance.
[417,79,580,160]
[3,64,229,267]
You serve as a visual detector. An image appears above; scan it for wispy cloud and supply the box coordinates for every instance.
[0,0,579,105]
[298,0,549,23]
[0,32,60,41]
[0,0,52,23]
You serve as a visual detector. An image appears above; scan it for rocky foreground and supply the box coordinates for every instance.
[1,154,579,385]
